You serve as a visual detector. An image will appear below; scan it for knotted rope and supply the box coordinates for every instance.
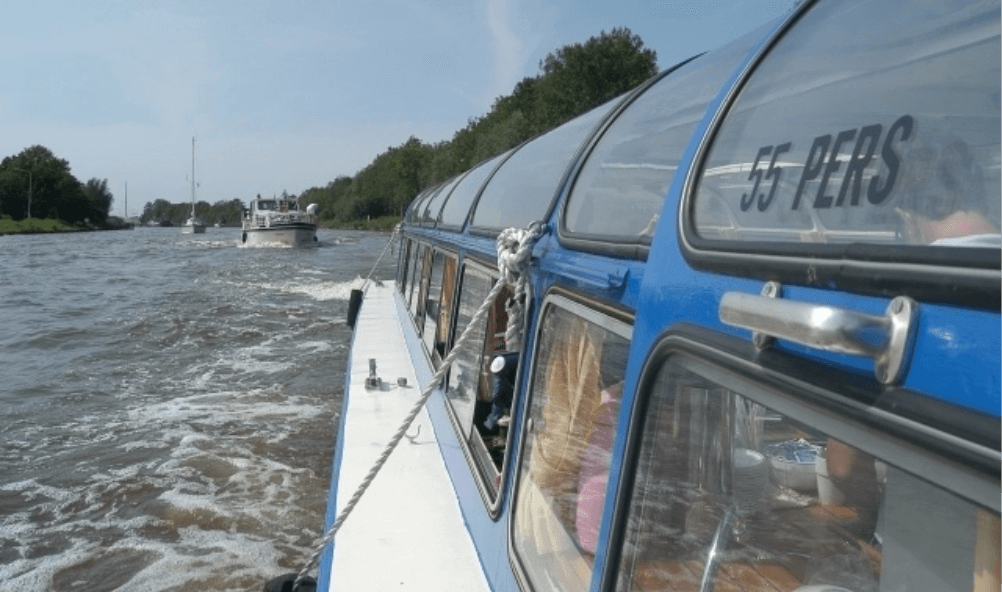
[294,222,542,588]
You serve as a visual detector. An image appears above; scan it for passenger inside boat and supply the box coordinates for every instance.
[613,360,1000,592]
[893,136,1001,246]
[471,287,517,468]
[514,306,631,592]
[484,352,518,431]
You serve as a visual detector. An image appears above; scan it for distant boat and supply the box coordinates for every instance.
[240,196,318,247]
[181,136,206,235]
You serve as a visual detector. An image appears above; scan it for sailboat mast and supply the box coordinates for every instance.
[191,137,196,217]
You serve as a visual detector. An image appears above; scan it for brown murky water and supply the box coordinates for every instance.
[0,228,397,591]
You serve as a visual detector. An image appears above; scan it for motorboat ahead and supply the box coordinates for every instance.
[241,197,319,248]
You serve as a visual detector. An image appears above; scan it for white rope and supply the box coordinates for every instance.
[361,223,401,291]
[295,222,542,588]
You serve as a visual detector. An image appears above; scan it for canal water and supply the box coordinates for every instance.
[0,227,397,591]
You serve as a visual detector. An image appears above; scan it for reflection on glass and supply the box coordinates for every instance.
[514,305,631,592]
[438,152,511,228]
[446,268,492,432]
[423,251,446,355]
[694,0,1000,248]
[473,99,622,231]
[564,32,756,242]
[616,356,1000,592]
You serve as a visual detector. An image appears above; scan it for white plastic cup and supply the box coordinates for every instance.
[815,455,846,506]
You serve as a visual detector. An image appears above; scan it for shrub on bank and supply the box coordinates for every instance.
[0,218,83,234]
[326,215,401,231]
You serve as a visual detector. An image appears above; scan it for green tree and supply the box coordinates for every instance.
[0,145,90,222]
[81,178,114,224]
[299,28,657,227]
[535,27,658,128]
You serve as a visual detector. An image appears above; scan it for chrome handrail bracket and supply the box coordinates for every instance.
[719,287,918,385]
[877,296,918,385]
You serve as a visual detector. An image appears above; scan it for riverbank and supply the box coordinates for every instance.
[0,216,136,235]
[322,215,400,231]
[0,217,86,235]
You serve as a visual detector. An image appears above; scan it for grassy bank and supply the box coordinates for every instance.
[0,217,86,235]
[323,215,401,231]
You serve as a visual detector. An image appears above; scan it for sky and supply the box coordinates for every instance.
[0,0,795,218]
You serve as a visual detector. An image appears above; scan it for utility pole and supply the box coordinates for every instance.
[12,168,32,219]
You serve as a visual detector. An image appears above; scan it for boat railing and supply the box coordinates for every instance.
[245,211,318,228]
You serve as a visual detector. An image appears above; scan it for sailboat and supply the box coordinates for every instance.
[181,136,206,234]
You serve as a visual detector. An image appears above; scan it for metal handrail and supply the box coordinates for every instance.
[719,282,917,384]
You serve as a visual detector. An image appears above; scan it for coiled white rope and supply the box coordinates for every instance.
[295,222,543,588]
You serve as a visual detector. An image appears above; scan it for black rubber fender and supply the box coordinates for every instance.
[347,289,364,328]
[263,573,316,592]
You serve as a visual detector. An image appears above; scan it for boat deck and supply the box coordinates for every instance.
[323,282,490,591]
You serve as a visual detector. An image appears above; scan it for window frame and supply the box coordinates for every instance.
[508,289,635,592]
[441,255,531,515]
[676,0,1001,309]
[601,324,1001,591]
[421,247,459,368]
[405,240,423,312]
[469,95,630,238]
[409,243,433,328]
[436,150,518,232]
[556,56,704,259]
[396,237,412,293]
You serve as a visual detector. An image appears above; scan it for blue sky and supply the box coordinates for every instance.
[0,0,794,217]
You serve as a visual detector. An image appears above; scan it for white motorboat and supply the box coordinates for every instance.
[240,196,318,247]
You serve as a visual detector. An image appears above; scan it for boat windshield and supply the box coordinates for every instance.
[256,200,277,211]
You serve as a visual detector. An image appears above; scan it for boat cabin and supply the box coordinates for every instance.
[323,0,1000,590]
[250,198,300,214]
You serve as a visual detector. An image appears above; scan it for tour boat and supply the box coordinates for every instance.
[307,1,1001,591]
[240,196,319,247]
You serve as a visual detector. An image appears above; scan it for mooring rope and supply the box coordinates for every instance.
[361,223,401,291]
[295,221,543,588]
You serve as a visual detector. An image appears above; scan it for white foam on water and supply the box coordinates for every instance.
[294,340,334,354]
[255,278,365,301]
[0,226,365,591]
[0,537,101,592]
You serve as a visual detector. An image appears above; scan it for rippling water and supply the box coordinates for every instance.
[0,227,397,591]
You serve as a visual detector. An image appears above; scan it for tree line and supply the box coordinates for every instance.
[139,197,246,227]
[301,28,658,227]
[0,28,657,231]
[0,145,114,226]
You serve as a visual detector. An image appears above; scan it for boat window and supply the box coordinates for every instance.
[420,175,465,227]
[691,0,1000,252]
[405,241,422,308]
[563,35,757,246]
[422,250,446,354]
[437,151,512,229]
[405,186,438,225]
[614,352,1000,592]
[444,264,519,503]
[435,256,458,359]
[471,98,623,233]
[257,200,277,211]
[512,296,631,592]
[422,251,457,364]
[396,237,412,292]
[409,245,432,325]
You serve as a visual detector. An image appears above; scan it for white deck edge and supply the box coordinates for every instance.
[325,282,491,591]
